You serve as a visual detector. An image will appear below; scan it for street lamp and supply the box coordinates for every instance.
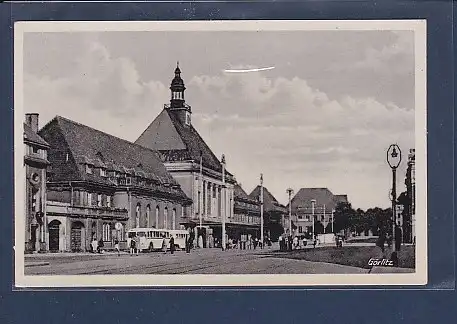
[260,174,264,246]
[311,199,316,241]
[286,188,294,237]
[331,209,335,233]
[387,144,402,254]
[221,154,226,251]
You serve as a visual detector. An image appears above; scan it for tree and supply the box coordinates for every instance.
[314,221,324,235]
[333,201,355,236]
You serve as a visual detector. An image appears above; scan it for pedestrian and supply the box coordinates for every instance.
[134,235,140,256]
[98,238,104,254]
[185,235,191,253]
[278,235,283,251]
[129,236,136,255]
[313,238,317,248]
[293,236,298,250]
[162,235,167,254]
[91,238,98,254]
[169,235,175,254]
[253,237,258,250]
[114,238,120,256]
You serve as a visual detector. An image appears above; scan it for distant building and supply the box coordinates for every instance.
[249,185,287,241]
[288,188,349,236]
[39,116,191,252]
[406,148,416,243]
[135,64,254,247]
[232,184,261,239]
[24,113,50,253]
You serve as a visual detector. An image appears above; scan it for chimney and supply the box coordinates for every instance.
[25,113,39,133]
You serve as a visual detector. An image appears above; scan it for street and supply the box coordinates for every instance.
[24,247,369,275]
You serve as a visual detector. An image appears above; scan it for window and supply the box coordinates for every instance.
[135,204,140,228]
[103,223,111,241]
[321,215,324,221]
[305,216,310,221]
[106,196,111,208]
[126,176,132,185]
[164,207,168,229]
[33,146,39,154]
[87,192,92,206]
[299,226,303,233]
[155,206,159,228]
[146,205,151,228]
[100,168,106,177]
[86,164,93,174]
[116,223,125,241]
[172,208,176,230]
[97,194,102,207]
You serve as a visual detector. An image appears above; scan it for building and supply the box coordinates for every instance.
[288,188,348,237]
[405,148,416,243]
[232,184,261,239]
[135,64,243,247]
[24,113,50,253]
[248,185,287,241]
[39,116,192,252]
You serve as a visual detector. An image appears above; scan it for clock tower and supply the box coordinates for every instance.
[167,62,192,126]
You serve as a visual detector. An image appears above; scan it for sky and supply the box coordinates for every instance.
[22,29,416,210]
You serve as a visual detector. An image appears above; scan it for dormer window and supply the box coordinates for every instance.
[185,112,191,125]
[86,164,93,174]
[100,168,106,177]
[126,176,132,185]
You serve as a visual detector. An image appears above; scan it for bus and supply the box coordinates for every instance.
[127,227,170,252]
[168,229,189,250]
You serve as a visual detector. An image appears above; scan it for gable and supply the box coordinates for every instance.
[38,119,82,182]
[135,110,186,151]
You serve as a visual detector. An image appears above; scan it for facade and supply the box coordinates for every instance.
[39,116,192,252]
[288,188,348,237]
[232,184,261,239]
[248,185,287,241]
[136,64,259,247]
[24,114,50,253]
[405,148,416,243]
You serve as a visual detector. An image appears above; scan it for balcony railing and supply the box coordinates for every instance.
[46,202,128,219]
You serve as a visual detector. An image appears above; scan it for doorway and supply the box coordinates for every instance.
[48,220,61,252]
[70,221,85,252]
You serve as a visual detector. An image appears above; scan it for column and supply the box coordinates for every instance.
[208,182,213,217]
[218,186,222,217]
[204,180,208,220]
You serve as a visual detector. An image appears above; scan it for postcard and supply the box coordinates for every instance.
[14,20,427,287]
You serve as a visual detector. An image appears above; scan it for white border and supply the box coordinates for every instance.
[14,20,427,287]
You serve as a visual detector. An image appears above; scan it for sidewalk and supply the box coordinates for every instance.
[25,251,129,258]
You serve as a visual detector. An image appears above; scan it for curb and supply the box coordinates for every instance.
[25,262,50,268]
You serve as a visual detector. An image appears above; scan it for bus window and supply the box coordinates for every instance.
[138,232,146,237]
[128,232,136,238]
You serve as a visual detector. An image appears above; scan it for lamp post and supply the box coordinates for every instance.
[387,144,402,254]
[286,188,294,237]
[311,199,316,241]
[331,209,335,233]
[323,204,326,234]
[221,154,226,251]
[199,151,203,244]
[260,174,264,247]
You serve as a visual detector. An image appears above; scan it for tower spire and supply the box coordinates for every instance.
[167,63,192,126]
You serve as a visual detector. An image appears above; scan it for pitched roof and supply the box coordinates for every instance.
[234,184,259,204]
[24,122,49,147]
[136,109,234,179]
[39,116,190,202]
[289,188,348,213]
[249,185,286,213]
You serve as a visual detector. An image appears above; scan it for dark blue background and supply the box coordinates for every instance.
[1,1,455,323]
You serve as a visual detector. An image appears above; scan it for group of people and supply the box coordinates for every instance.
[91,237,121,256]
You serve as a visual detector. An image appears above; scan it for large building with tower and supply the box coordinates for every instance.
[135,64,261,247]
[38,116,191,252]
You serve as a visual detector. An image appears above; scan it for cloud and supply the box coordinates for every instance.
[23,36,415,210]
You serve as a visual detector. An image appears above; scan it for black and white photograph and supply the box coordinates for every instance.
[14,20,427,287]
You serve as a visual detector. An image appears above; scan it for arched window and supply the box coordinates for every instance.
[135,203,141,228]
[172,208,176,230]
[164,207,168,229]
[103,223,111,241]
[146,205,151,228]
[155,205,160,228]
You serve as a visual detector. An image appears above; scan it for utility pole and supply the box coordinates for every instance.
[260,174,264,246]
[311,199,316,241]
[221,154,226,251]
